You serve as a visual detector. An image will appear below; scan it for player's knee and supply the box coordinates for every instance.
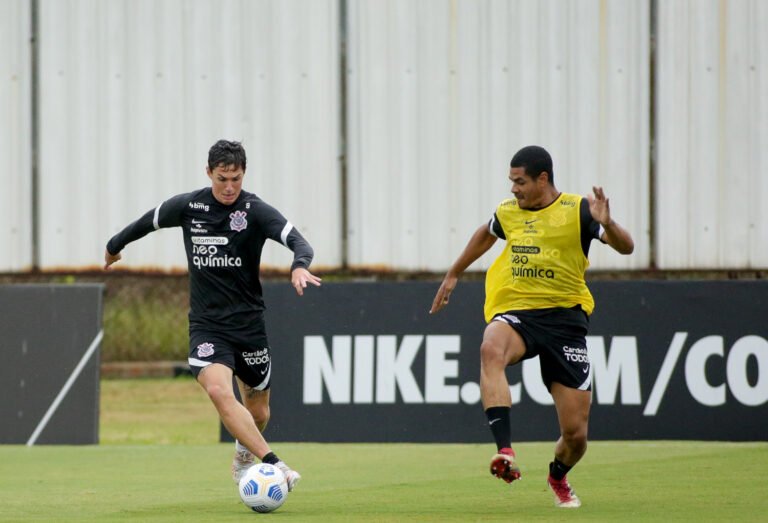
[204,382,236,406]
[252,405,270,430]
[562,425,588,452]
[480,340,507,368]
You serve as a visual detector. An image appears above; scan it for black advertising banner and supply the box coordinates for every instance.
[0,284,103,444]
[221,281,767,442]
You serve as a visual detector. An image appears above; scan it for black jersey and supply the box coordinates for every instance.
[106,188,314,335]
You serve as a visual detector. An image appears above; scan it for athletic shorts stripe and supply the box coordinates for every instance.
[188,357,212,368]
[253,362,271,391]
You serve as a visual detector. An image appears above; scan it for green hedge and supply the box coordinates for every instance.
[0,273,189,361]
[2,269,760,361]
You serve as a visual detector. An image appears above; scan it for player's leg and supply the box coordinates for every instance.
[230,380,271,483]
[238,378,271,432]
[547,383,591,508]
[480,320,526,484]
[231,349,301,491]
[551,382,590,465]
[196,363,272,461]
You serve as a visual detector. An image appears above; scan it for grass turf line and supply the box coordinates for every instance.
[0,442,765,522]
[0,378,762,522]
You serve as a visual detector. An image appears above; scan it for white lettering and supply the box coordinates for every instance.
[587,336,642,405]
[727,336,768,406]
[302,336,351,404]
[353,336,374,404]
[522,357,553,405]
[685,336,725,406]
[424,336,460,403]
[191,253,242,269]
[376,336,423,403]
[300,332,767,409]
[644,332,688,416]
[191,236,228,245]
[508,382,522,404]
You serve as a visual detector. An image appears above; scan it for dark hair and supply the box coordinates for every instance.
[510,145,553,185]
[207,140,247,171]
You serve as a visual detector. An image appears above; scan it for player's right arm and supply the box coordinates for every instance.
[103,194,189,270]
[429,222,498,314]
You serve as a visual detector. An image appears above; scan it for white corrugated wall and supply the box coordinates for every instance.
[656,0,768,268]
[346,0,650,271]
[2,0,767,273]
[0,0,32,271]
[36,0,341,271]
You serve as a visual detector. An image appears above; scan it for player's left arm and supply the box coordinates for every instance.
[587,186,634,255]
[286,228,322,296]
[253,199,322,295]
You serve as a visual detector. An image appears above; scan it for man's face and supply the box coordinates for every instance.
[509,166,547,209]
[207,164,245,205]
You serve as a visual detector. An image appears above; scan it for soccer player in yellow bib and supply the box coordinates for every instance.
[430,145,634,508]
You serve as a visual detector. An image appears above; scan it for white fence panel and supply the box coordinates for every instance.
[346,0,650,271]
[37,0,340,272]
[16,0,768,272]
[656,0,768,268]
[0,0,32,271]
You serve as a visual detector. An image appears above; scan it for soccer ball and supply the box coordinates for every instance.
[237,463,288,513]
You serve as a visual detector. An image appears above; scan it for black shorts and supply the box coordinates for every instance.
[492,306,591,392]
[188,329,272,390]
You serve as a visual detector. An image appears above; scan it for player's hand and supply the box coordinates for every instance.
[291,267,322,296]
[430,274,458,314]
[587,186,613,227]
[104,249,122,270]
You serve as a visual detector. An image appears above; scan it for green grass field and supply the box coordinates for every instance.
[0,378,765,522]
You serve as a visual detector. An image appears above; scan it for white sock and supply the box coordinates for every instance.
[235,440,253,456]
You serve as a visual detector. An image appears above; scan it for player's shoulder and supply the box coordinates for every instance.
[162,188,211,212]
[557,192,583,208]
[495,198,519,215]
[239,191,267,212]
[240,190,261,204]
[242,191,283,216]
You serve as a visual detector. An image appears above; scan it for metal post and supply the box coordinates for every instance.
[30,0,40,271]
[338,0,349,270]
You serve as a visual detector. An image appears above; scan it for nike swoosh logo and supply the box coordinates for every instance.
[525,219,538,225]
[489,418,501,425]
[582,366,589,373]
[191,219,207,224]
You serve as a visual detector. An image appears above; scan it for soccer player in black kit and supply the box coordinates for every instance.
[104,140,321,491]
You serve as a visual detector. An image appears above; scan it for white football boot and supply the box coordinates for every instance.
[275,460,301,492]
[231,441,256,484]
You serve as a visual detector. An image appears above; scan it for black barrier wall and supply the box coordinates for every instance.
[0,284,103,444]
[220,281,767,443]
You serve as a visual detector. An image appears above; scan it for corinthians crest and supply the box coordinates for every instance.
[229,210,248,232]
[196,342,215,357]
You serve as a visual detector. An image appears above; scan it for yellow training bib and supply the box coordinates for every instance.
[484,193,595,322]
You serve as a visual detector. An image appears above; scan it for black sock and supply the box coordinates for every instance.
[549,458,572,480]
[485,406,512,451]
[261,451,279,465]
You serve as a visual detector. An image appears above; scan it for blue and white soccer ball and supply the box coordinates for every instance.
[237,463,288,513]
